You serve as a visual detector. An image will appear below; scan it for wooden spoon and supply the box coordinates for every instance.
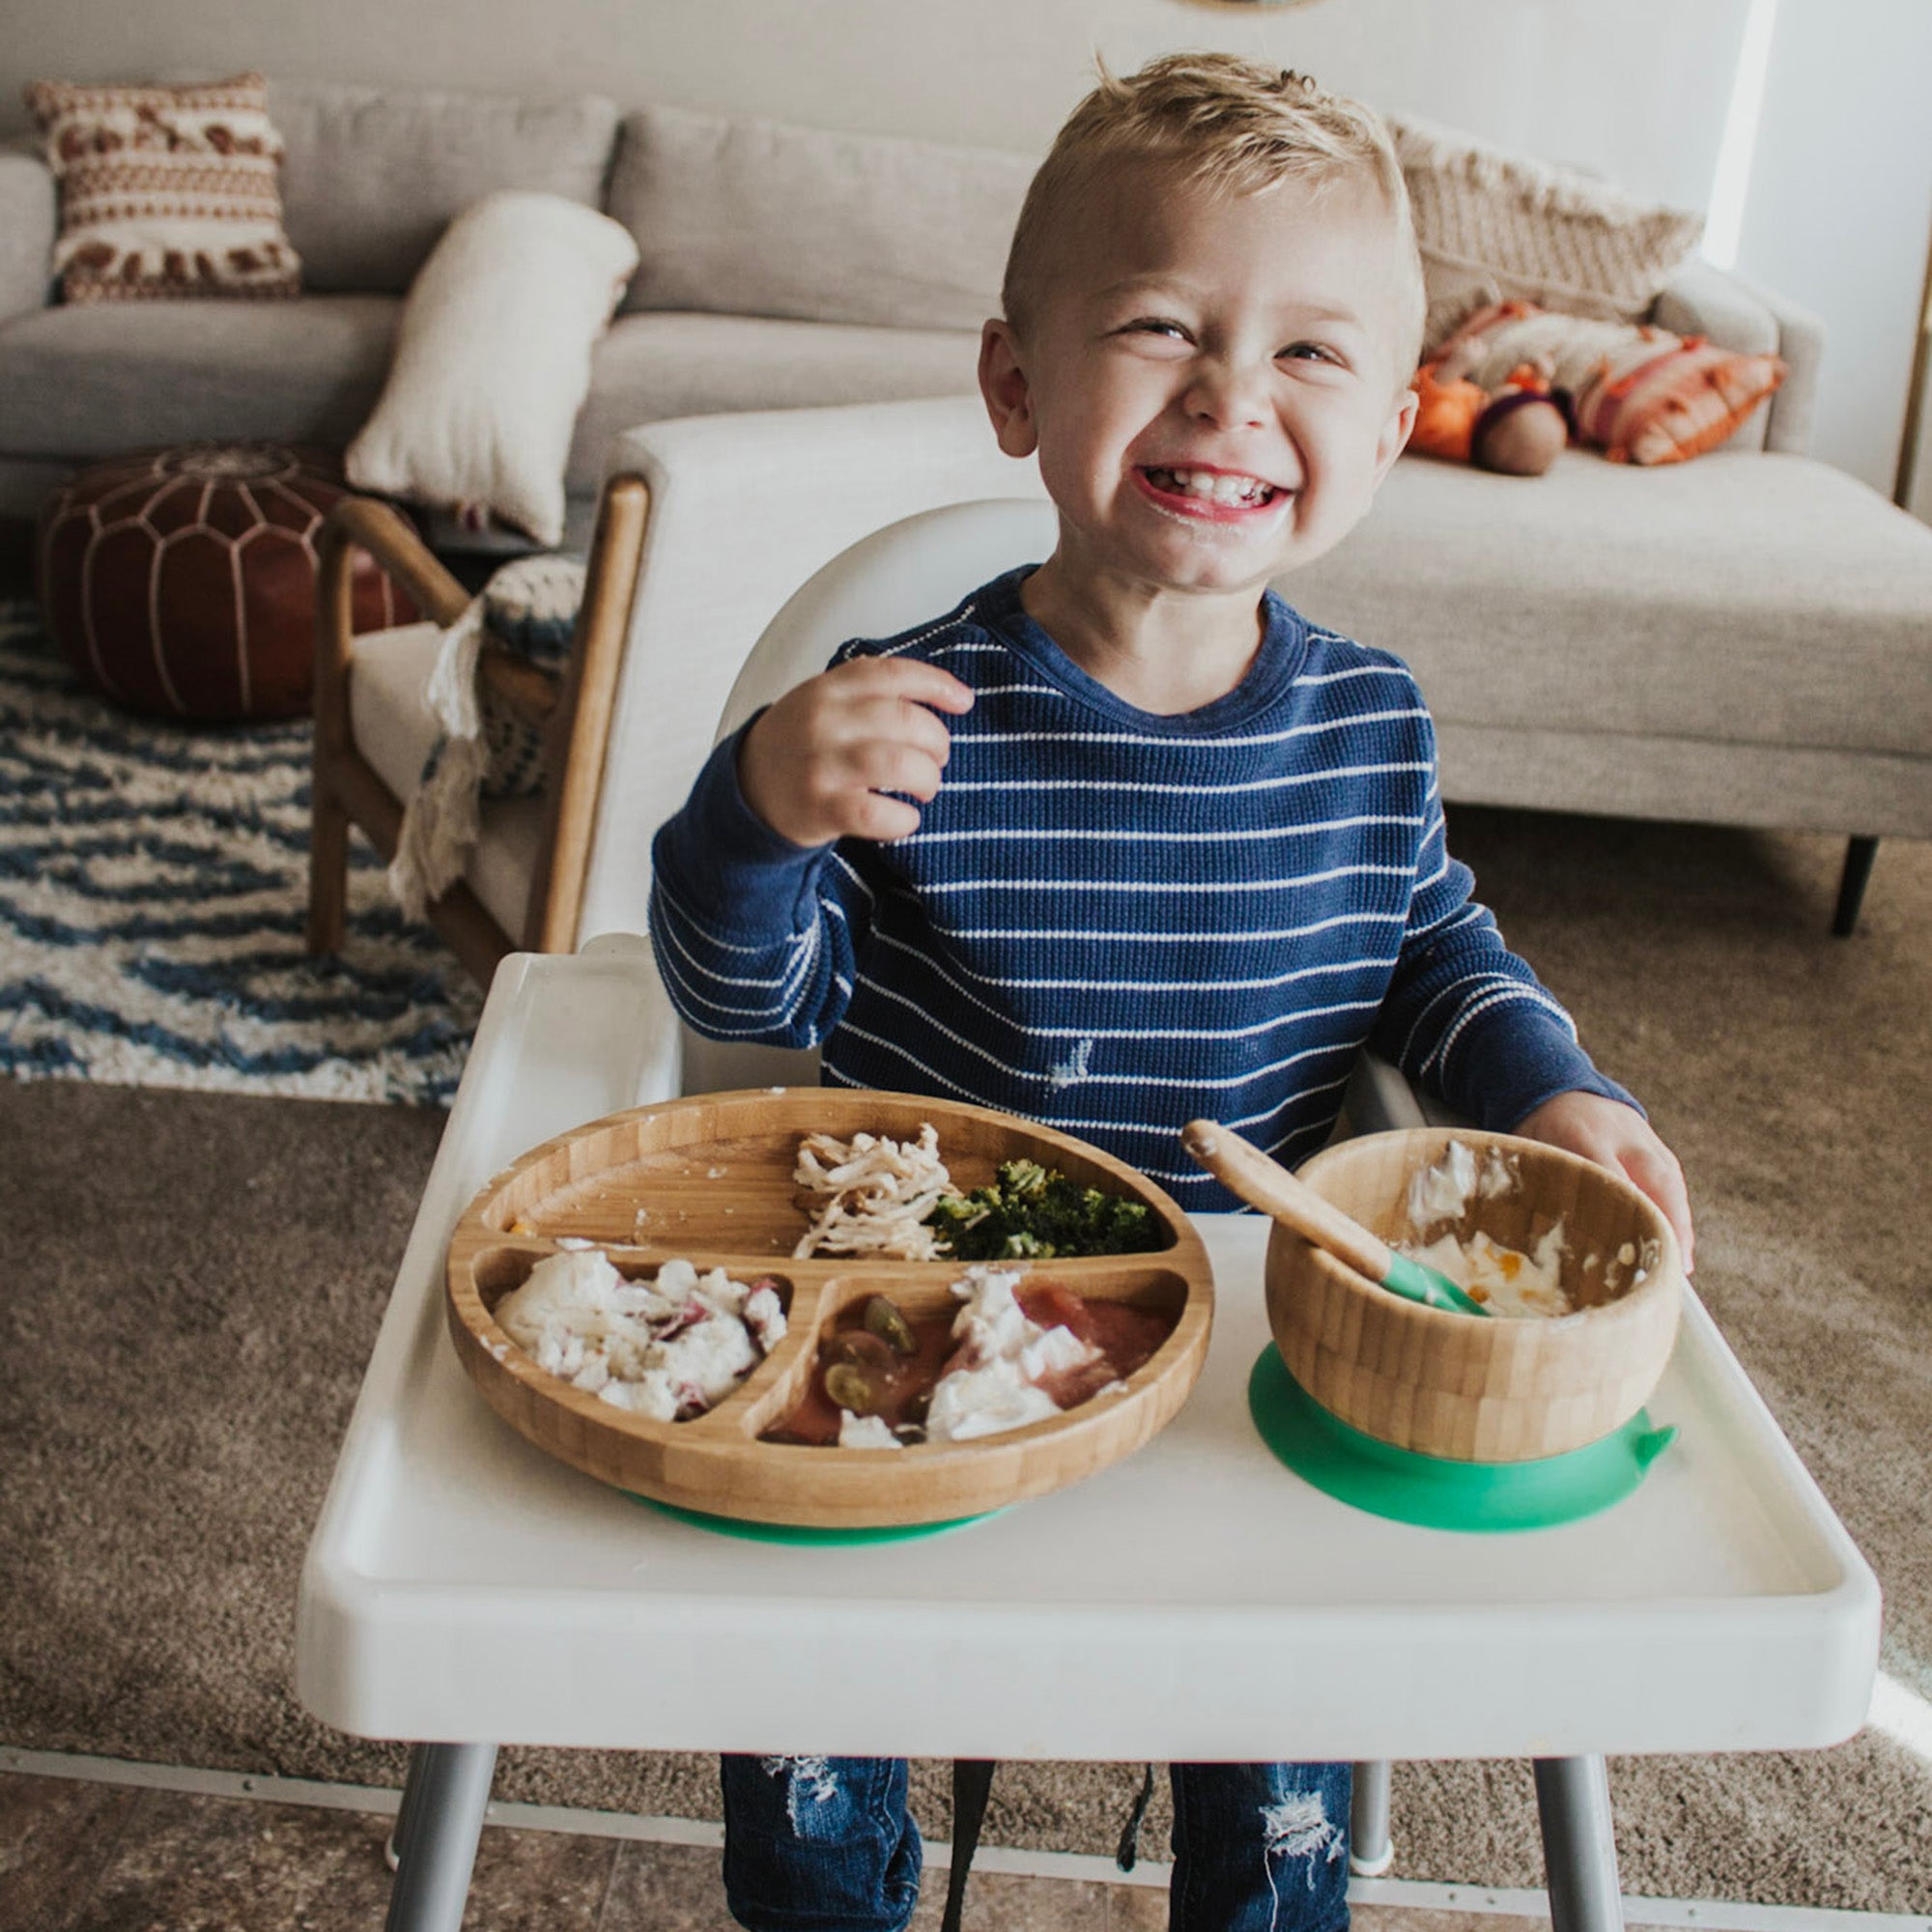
[1180,1119,1490,1318]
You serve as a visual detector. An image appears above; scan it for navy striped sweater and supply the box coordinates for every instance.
[651,566,1630,1212]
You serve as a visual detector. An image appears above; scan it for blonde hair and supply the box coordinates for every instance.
[1003,52,1424,370]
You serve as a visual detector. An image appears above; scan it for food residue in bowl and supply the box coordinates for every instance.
[1404,1137,1519,1226]
[493,1251,785,1420]
[1393,1140,1668,1318]
[1404,1225,1571,1318]
[766,1265,1172,1449]
[1398,1140,1572,1319]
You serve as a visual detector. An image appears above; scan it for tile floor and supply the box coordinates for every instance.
[0,1771,1532,1932]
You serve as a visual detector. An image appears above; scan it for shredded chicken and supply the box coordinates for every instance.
[792,1125,958,1260]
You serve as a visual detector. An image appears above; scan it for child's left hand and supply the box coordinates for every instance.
[1511,1091,1695,1273]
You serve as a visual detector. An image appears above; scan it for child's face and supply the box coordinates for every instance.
[980,166,1419,602]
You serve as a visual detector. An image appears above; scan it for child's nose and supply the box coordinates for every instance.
[1183,358,1271,430]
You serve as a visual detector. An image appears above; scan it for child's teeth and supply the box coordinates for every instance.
[1157,468,1270,504]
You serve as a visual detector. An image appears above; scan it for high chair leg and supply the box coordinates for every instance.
[1350,1758,1394,1875]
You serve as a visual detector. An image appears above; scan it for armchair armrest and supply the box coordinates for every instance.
[1650,257,1824,456]
[0,139,56,327]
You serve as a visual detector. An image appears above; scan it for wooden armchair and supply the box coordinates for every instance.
[305,476,649,986]
[305,397,1038,993]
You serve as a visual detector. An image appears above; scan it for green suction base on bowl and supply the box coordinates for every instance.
[627,1492,1003,1546]
[1247,1348,1675,1533]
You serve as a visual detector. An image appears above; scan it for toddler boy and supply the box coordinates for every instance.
[651,50,1692,1932]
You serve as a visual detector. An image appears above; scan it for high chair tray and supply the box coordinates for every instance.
[298,948,1878,1762]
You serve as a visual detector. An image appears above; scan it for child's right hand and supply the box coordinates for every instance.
[737,658,975,847]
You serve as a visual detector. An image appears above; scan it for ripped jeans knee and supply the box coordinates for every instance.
[720,1753,922,1932]
[1170,1760,1351,1932]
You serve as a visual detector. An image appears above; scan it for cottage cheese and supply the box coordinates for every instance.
[495,1251,785,1420]
[921,1265,1100,1444]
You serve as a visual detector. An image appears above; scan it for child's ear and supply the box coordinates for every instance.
[979,320,1038,459]
[1372,383,1421,487]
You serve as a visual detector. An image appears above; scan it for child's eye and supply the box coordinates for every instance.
[1279,341,1343,365]
[1121,318,1191,342]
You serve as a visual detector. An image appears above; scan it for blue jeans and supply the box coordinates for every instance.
[721,1755,1350,1932]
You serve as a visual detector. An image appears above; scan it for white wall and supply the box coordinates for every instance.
[0,0,1750,203]
[1726,0,1932,495]
[11,0,1929,491]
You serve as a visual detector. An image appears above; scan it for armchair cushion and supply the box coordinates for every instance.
[347,190,639,546]
[477,553,584,798]
[346,618,548,936]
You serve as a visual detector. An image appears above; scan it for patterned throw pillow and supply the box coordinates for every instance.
[478,554,584,798]
[23,71,300,302]
[1438,302,1787,466]
[1389,114,1705,353]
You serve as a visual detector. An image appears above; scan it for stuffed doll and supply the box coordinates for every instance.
[1410,331,1574,476]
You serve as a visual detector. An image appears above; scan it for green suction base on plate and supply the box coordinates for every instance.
[626,1492,1003,1546]
[1247,1348,1675,1533]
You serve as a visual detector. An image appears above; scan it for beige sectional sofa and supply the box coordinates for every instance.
[0,80,1033,543]
[7,76,1930,941]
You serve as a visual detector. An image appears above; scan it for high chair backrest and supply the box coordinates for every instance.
[678,496,1061,1097]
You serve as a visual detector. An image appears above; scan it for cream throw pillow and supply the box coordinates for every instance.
[1389,114,1705,352]
[348,190,639,546]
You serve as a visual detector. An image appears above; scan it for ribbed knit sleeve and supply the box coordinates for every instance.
[1369,753,1635,1127]
[648,722,867,1050]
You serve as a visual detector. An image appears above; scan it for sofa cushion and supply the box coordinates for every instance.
[608,103,1033,330]
[565,311,980,493]
[269,80,620,293]
[1286,451,1932,763]
[0,294,399,455]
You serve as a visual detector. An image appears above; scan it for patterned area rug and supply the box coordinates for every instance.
[0,600,481,1103]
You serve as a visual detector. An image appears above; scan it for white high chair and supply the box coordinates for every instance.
[298,480,1878,1932]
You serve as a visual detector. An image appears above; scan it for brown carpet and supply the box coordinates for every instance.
[3,809,1928,1909]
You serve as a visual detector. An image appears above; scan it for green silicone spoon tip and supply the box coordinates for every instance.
[1380,1249,1491,1318]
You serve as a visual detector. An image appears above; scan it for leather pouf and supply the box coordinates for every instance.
[37,442,418,722]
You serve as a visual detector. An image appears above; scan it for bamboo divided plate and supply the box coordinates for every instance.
[445,1089,1214,1529]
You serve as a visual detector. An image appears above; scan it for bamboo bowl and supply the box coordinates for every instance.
[446,1088,1213,1528]
[1265,1128,1682,1463]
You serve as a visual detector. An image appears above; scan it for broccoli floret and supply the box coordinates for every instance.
[927,1159,1159,1260]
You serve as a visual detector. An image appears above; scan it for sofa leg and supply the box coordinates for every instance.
[1832,837,1879,938]
[308,780,351,955]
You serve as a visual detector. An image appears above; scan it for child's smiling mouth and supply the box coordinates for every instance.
[1137,465,1287,515]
